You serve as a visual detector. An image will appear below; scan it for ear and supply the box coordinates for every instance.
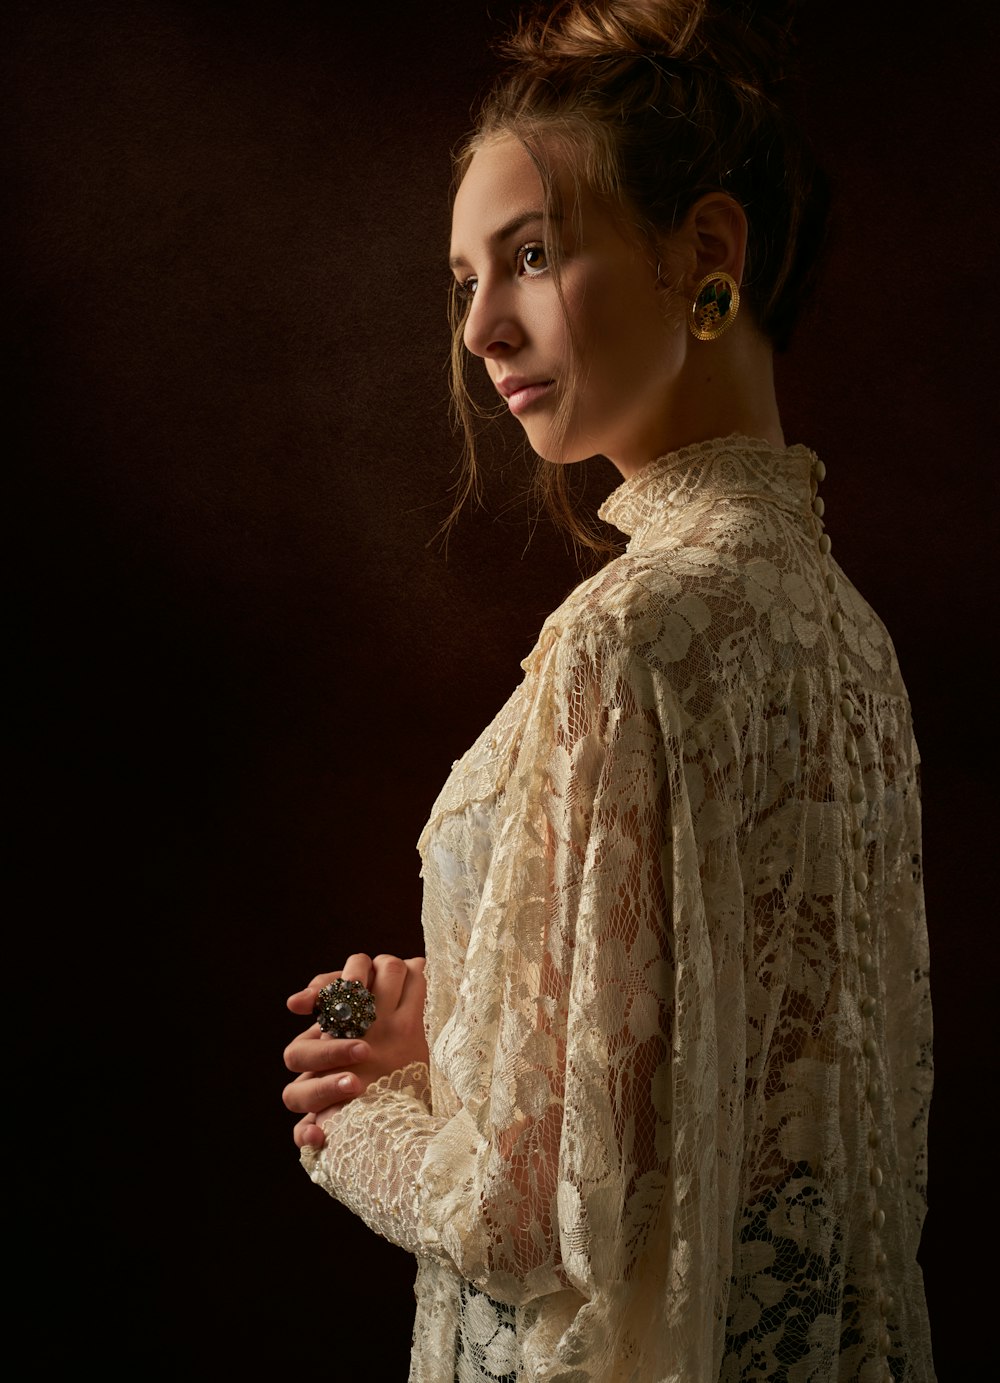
[668,193,749,295]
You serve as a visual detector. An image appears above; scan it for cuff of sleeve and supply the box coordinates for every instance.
[299,1060,433,1180]
[354,1060,433,1110]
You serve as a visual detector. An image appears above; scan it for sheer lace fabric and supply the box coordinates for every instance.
[303,437,934,1382]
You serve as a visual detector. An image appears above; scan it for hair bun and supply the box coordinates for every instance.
[504,1,799,95]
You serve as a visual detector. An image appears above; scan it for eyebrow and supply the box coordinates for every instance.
[449,209,562,270]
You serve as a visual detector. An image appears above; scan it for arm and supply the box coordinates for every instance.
[298,628,696,1313]
[881,743,933,1245]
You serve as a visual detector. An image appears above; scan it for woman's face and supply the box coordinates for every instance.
[449,134,688,477]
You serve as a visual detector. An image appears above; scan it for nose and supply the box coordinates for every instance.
[462,276,525,359]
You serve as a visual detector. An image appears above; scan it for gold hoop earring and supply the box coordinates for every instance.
[688,272,740,341]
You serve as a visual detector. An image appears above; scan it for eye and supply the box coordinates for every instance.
[453,275,477,301]
[517,242,548,276]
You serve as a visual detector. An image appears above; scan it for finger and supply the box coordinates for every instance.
[287,953,374,1015]
[370,954,409,1013]
[293,1114,326,1150]
[283,1031,370,1074]
[287,953,375,1023]
[299,1122,325,1149]
[282,1069,362,1115]
[339,952,374,988]
[397,956,428,1007]
[282,1021,324,1069]
[287,970,342,1015]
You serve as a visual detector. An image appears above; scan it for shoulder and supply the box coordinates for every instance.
[530,533,902,711]
[537,542,747,669]
[515,545,736,736]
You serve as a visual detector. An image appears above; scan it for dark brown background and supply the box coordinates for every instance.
[10,1,995,1375]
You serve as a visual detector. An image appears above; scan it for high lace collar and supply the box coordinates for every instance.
[598,434,819,549]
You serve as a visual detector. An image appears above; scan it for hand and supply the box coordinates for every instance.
[283,952,429,1150]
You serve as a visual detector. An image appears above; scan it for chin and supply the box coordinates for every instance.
[546,453,602,469]
[524,427,596,468]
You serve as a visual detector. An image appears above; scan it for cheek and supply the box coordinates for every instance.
[534,292,572,360]
[576,249,660,333]
[572,279,674,400]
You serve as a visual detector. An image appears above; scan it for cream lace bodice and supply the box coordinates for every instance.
[302,437,934,1382]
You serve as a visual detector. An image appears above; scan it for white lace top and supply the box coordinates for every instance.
[302,436,935,1382]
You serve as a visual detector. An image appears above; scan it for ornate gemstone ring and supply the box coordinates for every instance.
[313,978,376,1039]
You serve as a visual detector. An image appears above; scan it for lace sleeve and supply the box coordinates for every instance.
[882,755,932,1243]
[301,1062,441,1259]
[300,625,698,1322]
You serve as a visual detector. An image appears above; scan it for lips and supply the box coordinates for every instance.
[495,376,555,417]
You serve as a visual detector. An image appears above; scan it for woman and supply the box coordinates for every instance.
[282,2,935,1379]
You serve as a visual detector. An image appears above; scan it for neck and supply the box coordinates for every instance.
[609,320,784,480]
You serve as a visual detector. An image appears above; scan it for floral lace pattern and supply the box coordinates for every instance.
[302,437,934,1382]
[455,1284,519,1383]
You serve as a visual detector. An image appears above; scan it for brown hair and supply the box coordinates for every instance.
[445,0,829,555]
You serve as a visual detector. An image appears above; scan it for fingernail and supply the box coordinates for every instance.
[350,1043,367,1061]
[337,1075,354,1091]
